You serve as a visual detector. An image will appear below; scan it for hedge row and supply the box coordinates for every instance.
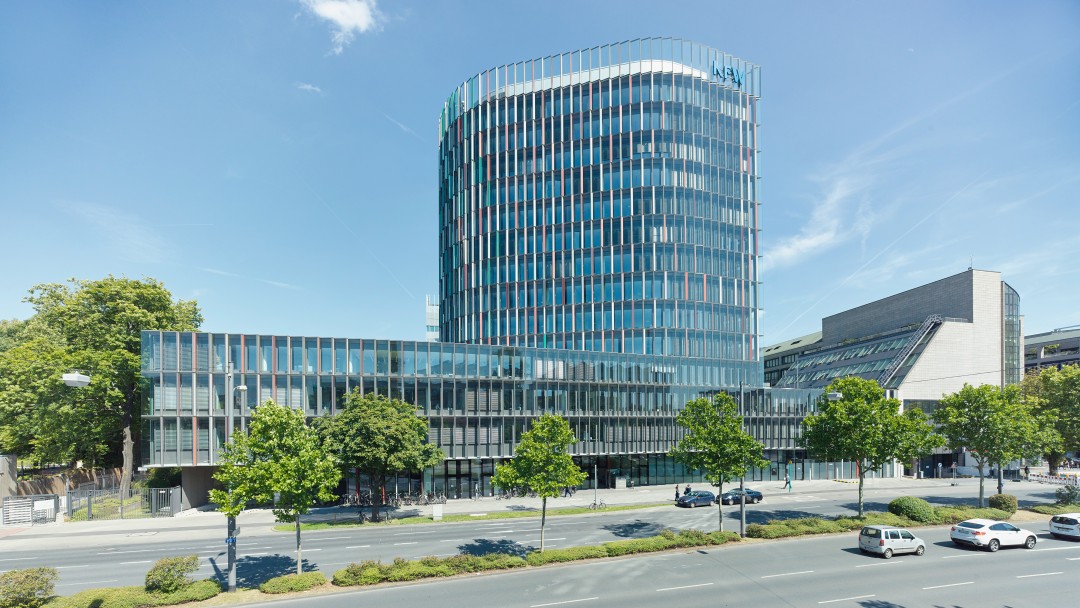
[50,579,221,608]
[333,529,739,586]
[746,501,1014,540]
[1029,502,1080,515]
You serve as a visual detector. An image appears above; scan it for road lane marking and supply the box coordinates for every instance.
[1017,572,1062,578]
[302,549,322,552]
[941,553,984,559]
[922,582,973,590]
[346,545,370,549]
[761,570,814,578]
[1032,546,1080,552]
[855,562,902,568]
[393,531,438,536]
[657,583,714,591]
[0,558,37,562]
[244,552,268,556]
[530,598,599,607]
[393,542,418,546]
[307,536,353,541]
[1068,557,1080,561]
[120,560,153,565]
[438,539,468,543]
[55,566,90,570]
[96,549,156,555]
[819,595,874,604]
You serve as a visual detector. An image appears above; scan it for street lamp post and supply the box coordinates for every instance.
[224,364,247,593]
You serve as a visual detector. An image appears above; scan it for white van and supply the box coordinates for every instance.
[859,525,926,558]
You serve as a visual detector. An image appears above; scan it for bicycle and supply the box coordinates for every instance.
[589,499,607,510]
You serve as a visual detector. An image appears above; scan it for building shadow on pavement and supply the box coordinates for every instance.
[457,538,530,557]
[207,554,317,589]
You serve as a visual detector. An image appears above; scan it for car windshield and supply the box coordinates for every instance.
[957,521,985,529]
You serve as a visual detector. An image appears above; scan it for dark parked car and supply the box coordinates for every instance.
[676,490,715,507]
[719,488,763,505]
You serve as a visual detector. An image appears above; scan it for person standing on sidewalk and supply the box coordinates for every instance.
[674,486,680,501]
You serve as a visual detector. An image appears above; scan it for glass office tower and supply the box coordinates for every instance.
[438,38,761,376]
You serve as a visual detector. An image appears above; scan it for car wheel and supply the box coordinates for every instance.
[754,496,761,504]
[1025,536,1037,549]
[987,539,1000,552]
[915,545,925,556]
[883,548,893,559]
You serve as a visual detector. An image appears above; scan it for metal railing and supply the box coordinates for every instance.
[1,494,60,526]
[65,486,181,521]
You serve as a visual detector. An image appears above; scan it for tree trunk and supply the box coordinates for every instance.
[858,469,865,517]
[295,515,302,576]
[120,398,134,520]
[540,497,547,553]
[371,474,382,522]
[717,483,724,532]
[978,460,987,507]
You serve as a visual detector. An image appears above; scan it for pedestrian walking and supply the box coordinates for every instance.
[563,486,572,497]
[674,486,680,501]
[1024,465,1030,480]
[784,473,792,490]
[683,484,691,496]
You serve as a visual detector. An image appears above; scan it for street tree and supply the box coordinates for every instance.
[801,377,943,516]
[211,400,340,576]
[669,393,766,531]
[318,391,444,523]
[492,414,586,552]
[1022,364,1080,475]
[19,276,201,495]
[935,383,1054,505]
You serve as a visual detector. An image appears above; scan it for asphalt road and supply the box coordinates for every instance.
[243,525,1080,608]
[0,480,1067,595]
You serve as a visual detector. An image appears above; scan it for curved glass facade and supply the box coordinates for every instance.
[438,39,761,370]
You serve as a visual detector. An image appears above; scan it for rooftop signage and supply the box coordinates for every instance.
[712,60,744,88]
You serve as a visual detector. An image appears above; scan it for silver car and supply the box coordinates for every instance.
[950,518,1037,552]
[858,525,926,559]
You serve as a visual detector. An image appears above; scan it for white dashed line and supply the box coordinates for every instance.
[819,595,875,604]
[1017,572,1062,578]
[530,598,599,607]
[922,581,973,590]
[657,583,714,592]
[761,570,814,578]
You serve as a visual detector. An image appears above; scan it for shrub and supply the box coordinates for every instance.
[888,496,935,522]
[1030,503,1080,515]
[526,546,607,566]
[708,530,741,544]
[672,529,712,547]
[157,579,221,604]
[988,493,1018,514]
[333,560,385,587]
[1056,485,1080,505]
[603,536,675,556]
[144,555,199,594]
[259,572,327,594]
[0,567,57,608]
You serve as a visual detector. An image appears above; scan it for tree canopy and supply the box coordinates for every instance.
[0,276,200,493]
[935,383,1054,506]
[801,376,943,516]
[492,414,586,552]
[317,391,443,521]
[210,400,340,575]
[669,393,766,531]
[1022,364,1080,475]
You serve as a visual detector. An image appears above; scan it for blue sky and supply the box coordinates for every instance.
[1,1,1078,344]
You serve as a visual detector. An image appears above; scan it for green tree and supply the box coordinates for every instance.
[669,393,766,531]
[935,383,1053,506]
[492,414,586,552]
[801,377,943,516]
[13,276,201,495]
[1022,364,1080,474]
[317,391,444,523]
[210,400,340,575]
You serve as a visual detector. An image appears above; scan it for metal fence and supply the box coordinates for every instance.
[65,486,182,521]
[1,494,60,526]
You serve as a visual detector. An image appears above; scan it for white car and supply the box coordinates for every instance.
[950,518,1037,552]
[1049,513,1080,539]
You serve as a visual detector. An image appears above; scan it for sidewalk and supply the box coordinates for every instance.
[0,475,978,543]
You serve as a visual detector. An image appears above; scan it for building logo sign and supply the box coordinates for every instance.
[712,60,744,88]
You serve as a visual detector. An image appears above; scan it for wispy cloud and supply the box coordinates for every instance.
[383,113,423,140]
[295,82,323,94]
[55,201,170,264]
[199,267,302,290]
[300,0,383,55]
